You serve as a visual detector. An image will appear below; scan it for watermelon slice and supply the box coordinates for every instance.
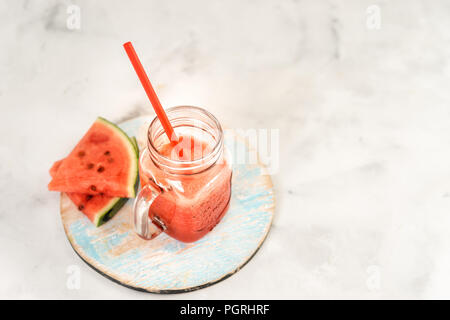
[50,136,139,227]
[48,117,138,198]
[66,193,129,227]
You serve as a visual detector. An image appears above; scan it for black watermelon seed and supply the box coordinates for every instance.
[86,195,93,201]
[97,166,105,173]
[104,151,110,156]
[90,185,97,191]
[78,204,85,211]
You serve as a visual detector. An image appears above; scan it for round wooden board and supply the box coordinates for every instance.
[60,116,275,293]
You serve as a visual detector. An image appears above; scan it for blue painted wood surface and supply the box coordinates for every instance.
[60,116,275,293]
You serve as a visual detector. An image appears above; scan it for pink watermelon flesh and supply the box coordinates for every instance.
[50,160,125,226]
[48,117,138,198]
[49,135,139,226]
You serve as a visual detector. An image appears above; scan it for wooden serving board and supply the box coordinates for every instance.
[60,116,275,293]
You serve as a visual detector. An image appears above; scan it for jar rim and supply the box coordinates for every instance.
[147,105,224,174]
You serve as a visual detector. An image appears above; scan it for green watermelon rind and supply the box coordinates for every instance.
[131,136,139,155]
[130,136,140,196]
[94,196,128,227]
[96,117,139,198]
[92,136,140,227]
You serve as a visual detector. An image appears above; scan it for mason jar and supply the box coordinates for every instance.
[133,106,232,242]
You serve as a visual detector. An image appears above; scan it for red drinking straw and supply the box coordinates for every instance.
[123,41,178,142]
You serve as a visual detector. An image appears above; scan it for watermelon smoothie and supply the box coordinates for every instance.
[133,106,232,243]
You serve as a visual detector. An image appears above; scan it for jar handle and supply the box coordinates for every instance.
[133,184,164,240]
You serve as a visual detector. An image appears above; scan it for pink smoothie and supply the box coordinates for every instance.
[140,134,232,242]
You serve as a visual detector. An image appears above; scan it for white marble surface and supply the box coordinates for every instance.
[1,0,450,299]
